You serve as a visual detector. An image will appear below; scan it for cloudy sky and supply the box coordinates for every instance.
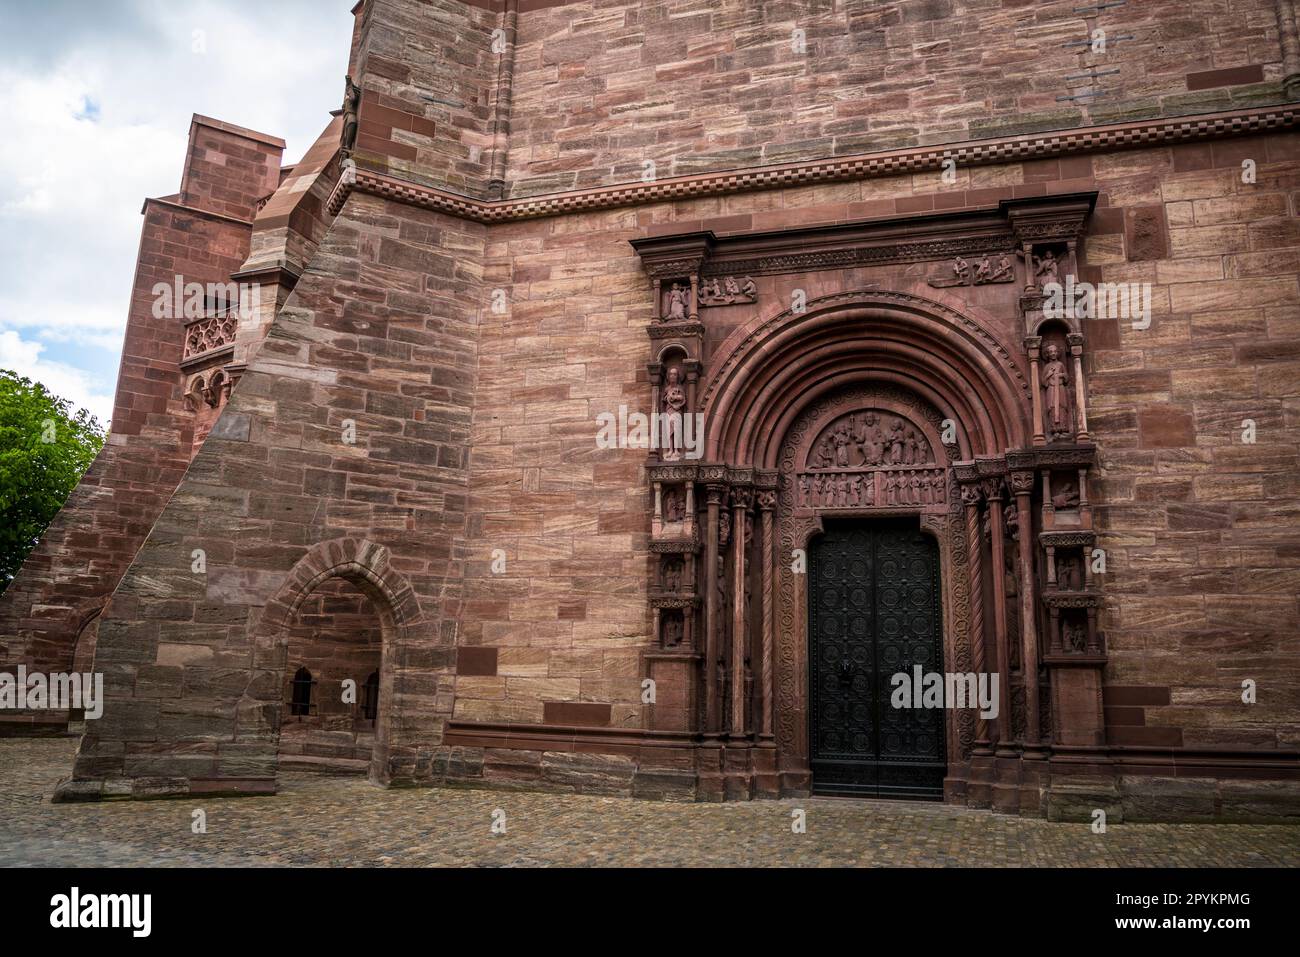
[0,0,355,426]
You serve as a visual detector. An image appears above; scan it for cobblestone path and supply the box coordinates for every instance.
[2,739,1296,867]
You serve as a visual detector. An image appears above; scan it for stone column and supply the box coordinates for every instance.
[1068,333,1089,441]
[1026,336,1045,446]
[757,490,777,742]
[704,485,725,733]
[984,479,1012,747]
[689,274,700,322]
[1011,470,1041,745]
[961,483,991,750]
[730,487,753,738]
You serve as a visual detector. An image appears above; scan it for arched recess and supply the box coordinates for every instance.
[700,289,1032,466]
[692,290,1032,795]
[245,538,423,787]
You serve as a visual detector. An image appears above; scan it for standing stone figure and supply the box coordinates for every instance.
[341,75,360,155]
[660,367,688,460]
[1041,344,1072,440]
[665,283,688,321]
[1035,249,1060,287]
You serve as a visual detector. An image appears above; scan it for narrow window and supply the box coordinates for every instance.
[362,671,379,721]
[290,666,313,717]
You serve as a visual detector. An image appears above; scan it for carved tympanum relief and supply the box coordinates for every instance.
[797,410,947,510]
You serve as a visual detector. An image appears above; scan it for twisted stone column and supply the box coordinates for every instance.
[961,483,990,749]
[757,490,777,741]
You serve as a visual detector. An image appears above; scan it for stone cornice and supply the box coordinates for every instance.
[325,106,1298,224]
[630,193,1097,278]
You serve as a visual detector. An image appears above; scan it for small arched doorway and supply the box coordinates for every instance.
[277,577,384,774]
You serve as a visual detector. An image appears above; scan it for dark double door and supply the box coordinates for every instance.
[808,520,946,799]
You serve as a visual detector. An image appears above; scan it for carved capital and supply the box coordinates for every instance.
[756,489,778,511]
[960,483,984,507]
[705,485,728,507]
[981,477,1005,502]
[1009,470,1036,495]
[730,486,754,511]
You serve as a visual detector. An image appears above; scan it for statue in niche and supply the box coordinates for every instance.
[849,475,864,506]
[1064,619,1087,653]
[663,486,686,523]
[663,613,683,648]
[1033,249,1061,287]
[663,558,683,592]
[664,283,688,321]
[1004,549,1020,652]
[1003,501,1019,540]
[1057,553,1082,591]
[341,75,360,155]
[798,475,811,507]
[1052,479,1081,510]
[660,367,688,461]
[1041,343,1072,440]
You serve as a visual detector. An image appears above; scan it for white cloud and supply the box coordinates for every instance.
[0,329,115,426]
[0,0,353,427]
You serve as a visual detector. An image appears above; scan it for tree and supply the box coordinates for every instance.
[0,370,106,592]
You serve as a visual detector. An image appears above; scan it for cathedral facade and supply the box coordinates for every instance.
[3,0,1299,819]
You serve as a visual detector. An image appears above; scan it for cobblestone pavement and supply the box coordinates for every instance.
[2,739,1297,867]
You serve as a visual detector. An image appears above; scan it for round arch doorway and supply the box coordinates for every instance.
[807,517,946,799]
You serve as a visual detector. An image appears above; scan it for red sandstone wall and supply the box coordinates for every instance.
[351,0,502,194]
[70,191,483,786]
[456,128,1300,755]
[0,120,284,695]
[502,0,1287,197]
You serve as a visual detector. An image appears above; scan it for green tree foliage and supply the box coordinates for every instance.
[0,370,106,592]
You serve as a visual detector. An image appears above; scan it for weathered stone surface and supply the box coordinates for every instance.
[2,0,1297,821]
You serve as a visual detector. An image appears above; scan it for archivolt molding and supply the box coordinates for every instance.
[253,538,421,645]
[701,289,1032,461]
